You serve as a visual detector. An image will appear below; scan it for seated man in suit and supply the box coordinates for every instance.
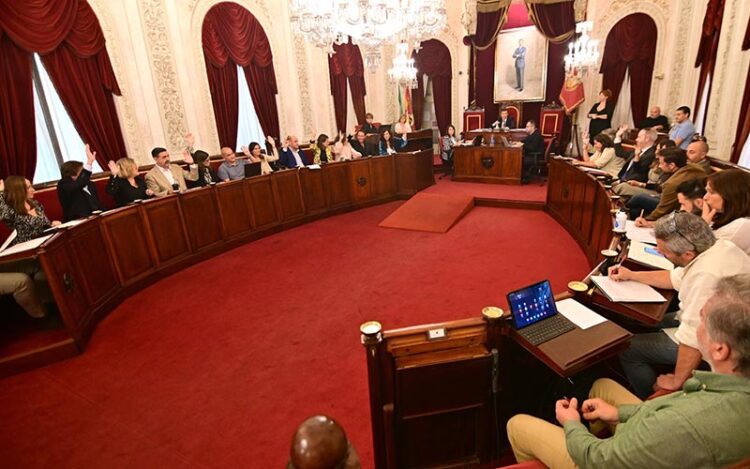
[612,125,658,187]
[630,147,707,224]
[145,147,198,197]
[350,130,377,157]
[521,120,544,184]
[492,108,516,130]
[56,144,102,222]
[279,136,307,168]
[362,113,378,134]
[216,146,259,182]
[507,273,750,469]
[686,137,712,174]
[638,105,670,131]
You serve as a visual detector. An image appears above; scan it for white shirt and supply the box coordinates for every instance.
[157,164,176,185]
[291,149,305,167]
[665,239,750,348]
[714,217,750,255]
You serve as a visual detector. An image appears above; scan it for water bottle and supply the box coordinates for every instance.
[615,210,627,232]
[490,134,495,146]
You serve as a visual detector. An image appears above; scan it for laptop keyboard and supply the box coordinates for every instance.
[518,315,576,346]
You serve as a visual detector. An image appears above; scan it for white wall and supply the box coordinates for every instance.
[88,0,748,165]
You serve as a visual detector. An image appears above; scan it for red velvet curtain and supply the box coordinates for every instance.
[730,17,750,163]
[694,0,725,132]
[328,42,366,133]
[412,40,452,134]
[0,0,124,178]
[466,2,510,120]
[600,13,657,125]
[202,2,279,145]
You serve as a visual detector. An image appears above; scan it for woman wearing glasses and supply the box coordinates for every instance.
[702,169,750,254]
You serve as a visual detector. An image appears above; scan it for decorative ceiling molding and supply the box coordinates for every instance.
[574,0,588,22]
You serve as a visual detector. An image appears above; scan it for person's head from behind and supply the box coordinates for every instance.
[653,211,715,267]
[365,112,373,124]
[593,133,614,152]
[687,140,709,164]
[220,147,236,164]
[676,178,706,215]
[446,125,456,137]
[656,139,676,153]
[116,158,139,179]
[649,106,662,118]
[316,134,330,150]
[152,147,170,169]
[192,151,210,168]
[598,89,612,102]
[287,135,300,150]
[697,274,750,377]
[704,169,750,229]
[288,415,359,469]
[675,106,691,123]
[60,161,84,181]
[636,127,658,147]
[248,142,262,158]
[657,147,687,174]
[525,120,537,134]
[355,130,366,144]
[4,176,34,214]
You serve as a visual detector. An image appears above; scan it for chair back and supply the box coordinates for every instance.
[505,103,522,128]
[540,102,564,140]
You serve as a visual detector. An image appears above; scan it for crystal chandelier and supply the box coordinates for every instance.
[564,21,600,74]
[388,42,418,88]
[289,0,446,70]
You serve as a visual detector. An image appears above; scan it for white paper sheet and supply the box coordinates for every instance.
[556,298,607,330]
[0,234,53,258]
[628,240,674,270]
[0,230,17,252]
[591,275,667,303]
[625,220,657,245]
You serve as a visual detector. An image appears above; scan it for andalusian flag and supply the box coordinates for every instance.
[398,84,413,121]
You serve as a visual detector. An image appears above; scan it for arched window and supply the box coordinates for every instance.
[202,2,280,149]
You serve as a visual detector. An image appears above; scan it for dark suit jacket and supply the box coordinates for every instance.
[522,130,544,156]
[496,116,516,129]
[106,175,150,207]
[57,168,101,221]
[615,144,656,182]
[362,123,378,134]
[279,147,308,168]
[350,139,377,157]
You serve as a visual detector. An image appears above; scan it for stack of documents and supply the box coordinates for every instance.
[0,234,53,258]
[591,275,667,303]
[627,240,674,270]
[625,220,657,244]
[555,298,607,330]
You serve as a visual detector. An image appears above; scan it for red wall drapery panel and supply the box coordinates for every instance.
[412,40,452,134]
[600,13,657,125]
[0,36,35,179]
[202,2,279,145]
[694,0,725,132]
[525,1,576,44]
[730,18,750,163]
[328,42,367,133]
[0,0,124,178]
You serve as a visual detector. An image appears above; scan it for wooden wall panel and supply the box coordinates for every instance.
[348,159,372,203]
[246,177,279,229]
[216,181,254,238]
[299,168,328,214]
[143,198,191,264]
[324,163,353,208]
[102,208,155,284]
[66,221,119,307]
[370,156,397,198]
[273,170,306,221]
[180,188,223,251]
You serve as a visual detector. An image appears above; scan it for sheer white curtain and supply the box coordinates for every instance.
[422,76,436,130]
[33,53,101,184]
[739,134,750,169]
[611,68,634,130]
[694,75,711,134]
[345,82,358,135]
[236,65,266,151]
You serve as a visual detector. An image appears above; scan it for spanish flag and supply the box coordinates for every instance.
[559,73,585,114]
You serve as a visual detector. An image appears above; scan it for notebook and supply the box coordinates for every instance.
[591,275,667,303]
[627,240,674,270]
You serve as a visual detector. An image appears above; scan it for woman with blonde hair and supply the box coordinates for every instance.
[106,158,153,206]
[394,114,413,134]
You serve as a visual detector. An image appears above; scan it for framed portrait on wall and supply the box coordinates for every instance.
[494,25,548,103]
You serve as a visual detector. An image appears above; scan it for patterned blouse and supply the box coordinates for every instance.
[0,192,51,246]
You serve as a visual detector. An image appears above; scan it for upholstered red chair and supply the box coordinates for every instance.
[463,105,485,132]
[505,102,522,128]
[540,102,565,149]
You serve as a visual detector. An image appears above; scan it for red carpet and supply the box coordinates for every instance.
[378,192,474,233]
[425,177,548,203]
[0,197,590,468]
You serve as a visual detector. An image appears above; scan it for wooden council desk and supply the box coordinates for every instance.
[452,144,524,185]
[0,151,435,378]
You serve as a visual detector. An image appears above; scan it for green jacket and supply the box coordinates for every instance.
[646,163,707,221]
[564,371,750,468]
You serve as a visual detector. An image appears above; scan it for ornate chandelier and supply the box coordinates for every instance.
[564,21,600,74]
[289,0,446,70]
[388,42,418,88]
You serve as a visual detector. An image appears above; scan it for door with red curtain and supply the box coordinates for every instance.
[412,39,452,135]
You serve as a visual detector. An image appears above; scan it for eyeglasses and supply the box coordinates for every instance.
[667,211,695,248]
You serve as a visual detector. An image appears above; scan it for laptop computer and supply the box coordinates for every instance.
[244,162,262,178]
[506,280,575,346]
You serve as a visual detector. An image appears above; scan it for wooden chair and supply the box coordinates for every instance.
[505,102,522,129]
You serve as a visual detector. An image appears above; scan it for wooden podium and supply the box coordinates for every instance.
[463,105,485,134]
